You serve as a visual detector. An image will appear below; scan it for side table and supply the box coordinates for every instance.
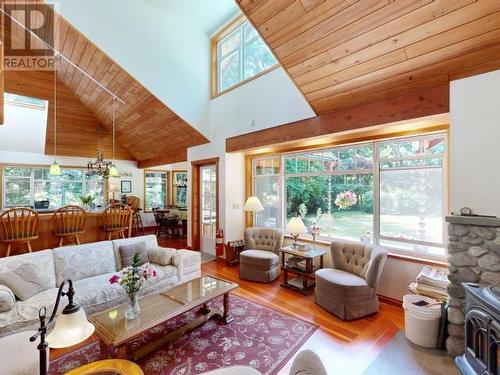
[224,240,245,266]
[279,246,326,295]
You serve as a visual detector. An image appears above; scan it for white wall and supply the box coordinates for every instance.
[450,69,500,217]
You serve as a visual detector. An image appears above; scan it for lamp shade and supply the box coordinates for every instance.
[243,196,264,212]
[108,182,120,193]
[286,216,308,234]
[47,308,95,349]
[109,165,120,178]
[49,161,61,176]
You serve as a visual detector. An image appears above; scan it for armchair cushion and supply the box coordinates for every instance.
[240,250,279,267]
[331,240,371,278]
[244,227,284,254]
[315,269,374,298]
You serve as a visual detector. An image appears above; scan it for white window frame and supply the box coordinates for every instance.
[251,132,448,260]
[2,165,104,209]
[252,156,283,229]
[144,170,169,212]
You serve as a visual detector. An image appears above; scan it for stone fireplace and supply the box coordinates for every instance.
[445,215,500,357]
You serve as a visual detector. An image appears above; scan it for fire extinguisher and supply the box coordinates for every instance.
[215,228,224,257]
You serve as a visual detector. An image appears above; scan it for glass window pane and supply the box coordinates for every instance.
[284,157,297,174]
[243,22,258,43]
[4,178,30,207]
[255,176,280,228]
[380,168,443,244]
[243,38,277,80]
[219,51,240,92]
[34,168,50,180]
[145,172,167,210]
[4,167,31,177]
[218,29,241,58]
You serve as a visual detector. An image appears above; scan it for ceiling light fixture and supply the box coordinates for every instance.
[108,97,120,178]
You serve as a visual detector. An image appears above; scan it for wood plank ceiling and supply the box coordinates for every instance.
[6,0,209,167]
[237,0,500,115]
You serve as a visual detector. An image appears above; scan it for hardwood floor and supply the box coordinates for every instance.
[52,236,404,374]
[202,260,404,374]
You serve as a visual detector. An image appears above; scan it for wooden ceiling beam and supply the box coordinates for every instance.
[226,84,449,152]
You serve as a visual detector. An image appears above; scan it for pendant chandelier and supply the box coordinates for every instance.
[49,54,61,176]
[86,98,120,179]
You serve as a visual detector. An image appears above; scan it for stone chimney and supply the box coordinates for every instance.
[445,215,500,357]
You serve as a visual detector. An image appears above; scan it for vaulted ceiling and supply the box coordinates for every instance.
[5,0,209,167]
[237,0,500,115]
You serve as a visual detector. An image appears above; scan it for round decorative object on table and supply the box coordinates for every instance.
[125,295,141,320]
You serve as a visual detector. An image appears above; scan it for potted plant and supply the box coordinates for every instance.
[109,254,157,320]
[79,195,95,209]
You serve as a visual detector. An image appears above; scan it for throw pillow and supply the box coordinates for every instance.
[148,247,176,266]
[0,285,15,312]
[119,241,149,268]
[0,263,52,301]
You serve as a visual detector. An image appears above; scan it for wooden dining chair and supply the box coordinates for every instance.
[127,195,144,235]
[52,205,86,247]
[0,208,39,257]
[102,203,133,240]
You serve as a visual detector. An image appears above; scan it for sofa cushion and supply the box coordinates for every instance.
[112,235,158,270]
[0,250,56,298]
[149,247,176,266]
[0,286,15,312]
[0,263,54,301]
[53,241,116,286]
[172,249,200,268]
[240,250,279,267]
[315,268,374,297]
[119,241,148,268]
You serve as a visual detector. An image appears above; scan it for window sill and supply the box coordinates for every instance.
[284,234,447,268]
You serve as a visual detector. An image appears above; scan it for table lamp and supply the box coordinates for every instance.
[286,216,308,248]
[30,279,95,375]
[243,196,264,213]
[109,182,120,201]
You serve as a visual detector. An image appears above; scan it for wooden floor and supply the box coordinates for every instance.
[202,260,404,375]
[52,236,405,374]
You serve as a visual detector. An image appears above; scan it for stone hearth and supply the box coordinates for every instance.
[445,215,500,357]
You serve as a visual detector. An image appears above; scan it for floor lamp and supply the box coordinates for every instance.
[30,279,95,375]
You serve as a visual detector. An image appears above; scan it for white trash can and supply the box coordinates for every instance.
[403,294,442,348]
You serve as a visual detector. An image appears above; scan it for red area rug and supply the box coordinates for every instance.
[49,295,317,375]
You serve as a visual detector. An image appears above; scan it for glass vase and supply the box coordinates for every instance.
[125,294,140,320]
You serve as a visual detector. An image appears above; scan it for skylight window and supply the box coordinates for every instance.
[4,92,47,110]
[212,17,278,96]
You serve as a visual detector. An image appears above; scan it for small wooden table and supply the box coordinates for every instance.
[90,275,238,361]
[280,246,326,295]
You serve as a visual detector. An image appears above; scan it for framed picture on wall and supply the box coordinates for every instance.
[121,180,132,193]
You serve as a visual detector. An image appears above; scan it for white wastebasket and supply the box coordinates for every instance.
[403,294,442,348]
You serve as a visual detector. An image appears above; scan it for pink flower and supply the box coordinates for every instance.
[109,275,120,284]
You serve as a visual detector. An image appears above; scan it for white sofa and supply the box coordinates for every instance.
[0,235,201,337]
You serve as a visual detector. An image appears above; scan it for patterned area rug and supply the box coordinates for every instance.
[49,295,317,375]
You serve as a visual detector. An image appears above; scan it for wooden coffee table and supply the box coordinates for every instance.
[90,275,238,361]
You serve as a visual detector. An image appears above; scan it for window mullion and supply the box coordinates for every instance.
[373,143,381,246]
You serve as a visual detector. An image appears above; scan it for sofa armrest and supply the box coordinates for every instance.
[0,285,16,312]
[172,250,201,281]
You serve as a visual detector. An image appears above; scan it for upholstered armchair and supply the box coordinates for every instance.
[315,239,388,320]
[239,227,284,283]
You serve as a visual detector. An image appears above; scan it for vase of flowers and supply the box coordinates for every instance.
[334,191,358,210]
[309,222,321,249]
[109,254,157,320]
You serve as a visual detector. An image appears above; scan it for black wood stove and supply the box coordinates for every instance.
[456,283,500,375]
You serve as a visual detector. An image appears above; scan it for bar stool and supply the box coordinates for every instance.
[52,205,86,247]
[0,208,39,257]
[127,196,144,235]
[102,204,132,240]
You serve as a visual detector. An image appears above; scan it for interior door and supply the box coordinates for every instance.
[200,164,217,254]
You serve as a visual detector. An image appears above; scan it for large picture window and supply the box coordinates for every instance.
[2,166,104,209]
[251,133,447,259]
[213,17,278,96]
[144,171,168,211]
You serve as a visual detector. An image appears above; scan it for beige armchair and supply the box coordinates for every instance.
[315,239,388,321]
[239,227,284,283]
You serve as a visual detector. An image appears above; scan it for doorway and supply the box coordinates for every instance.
[191,158,219,254]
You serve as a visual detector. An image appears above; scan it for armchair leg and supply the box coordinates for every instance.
[27,242,32,253]
[59,238,63,247]
[75,235,81,245]
[6,244,11,257]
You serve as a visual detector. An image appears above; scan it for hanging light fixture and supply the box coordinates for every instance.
[108,97,120,178]
[49,54,61,176]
